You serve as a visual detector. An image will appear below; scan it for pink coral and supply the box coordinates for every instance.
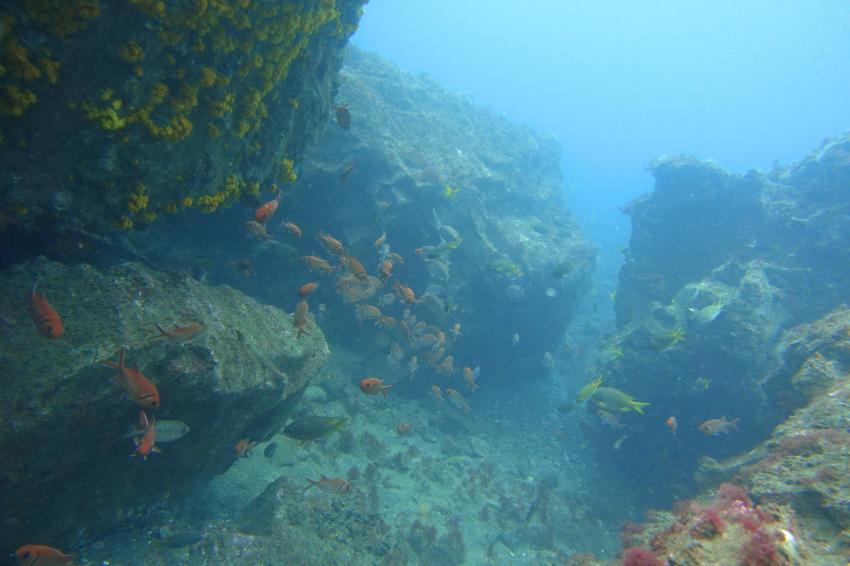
[622,547,663,566]
[690,508,725,539]
[717,483,751,505]
[740,529,782,566]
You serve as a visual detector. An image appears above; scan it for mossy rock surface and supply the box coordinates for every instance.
[0,256,329,550]
[0,0,366,232]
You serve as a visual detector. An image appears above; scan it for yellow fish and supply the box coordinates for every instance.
[442,184,460,199]
[576,376,603,402]
[591,386,649,415]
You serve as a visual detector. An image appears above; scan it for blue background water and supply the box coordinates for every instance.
[353,1,850,274]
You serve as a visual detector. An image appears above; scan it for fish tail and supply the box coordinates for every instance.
[382,384,394,396]
[632,401,650,415]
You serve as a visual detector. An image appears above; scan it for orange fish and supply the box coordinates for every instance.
[360,377,393,396]
[463,366,480,391]
[150,322,204,343]
[318,230,345,255]
[666,416,678,434]
[451,322,462,339]
[31,283,64,339]
[15,545,72,566]
[304,475,351,493]
[380,259,393,279]
[436,355,455,376]
[699,416,739,436]
[388,252,404,265]
[282,220,302,237]
[100,348,160,410]
[234,438,257,458]
[133,410,160,459]
[299,281,319,299]
[374,315,396,329]
[446,388,471,412]
[393,281,416,304]
[302,255,334,275]
[346,256,368,281]
[431,385,443,401]
[293,300,310,338]
[374,231,387,249]
[254,191,281,224]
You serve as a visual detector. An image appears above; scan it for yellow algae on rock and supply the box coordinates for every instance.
[280,158,297,184]
[119,41,145,63]
[0,85,37,117]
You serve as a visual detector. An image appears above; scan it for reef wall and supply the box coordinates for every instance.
[584,135,850,508]
[0,0,365,233]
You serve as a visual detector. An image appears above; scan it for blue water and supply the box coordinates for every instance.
[353,0,850,263]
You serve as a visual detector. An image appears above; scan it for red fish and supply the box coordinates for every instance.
[431,385,443,401]
[293,300,310,338]
[666,416,678,434]
[318,230,345,256]
[345,256,368,281]
[234,438,257,458]
[302,255,334,275]
[282,220,302,237]
[133,410,160,459]
[31,283,64,339]
[14,545,72,566]
[374,231,387,249]
[393,281,416,304]
[299,281,319,299]
[380,259,393,280]
[359,377,393,396]
[100,348,160,410]
[150,322,204,342]
[254,191,281,224]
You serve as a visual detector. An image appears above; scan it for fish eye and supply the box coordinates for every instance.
[21,551,31,558]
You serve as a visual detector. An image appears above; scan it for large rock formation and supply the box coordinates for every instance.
[280,47,595,376]
[584,135,850,507]
[0,257,328,551]
[0,0,365,234]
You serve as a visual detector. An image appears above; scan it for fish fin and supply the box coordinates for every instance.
[632,401,649,415]
[304,478,317,492]
[152,446,162,454]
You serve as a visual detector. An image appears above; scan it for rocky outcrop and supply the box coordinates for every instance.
[0,1,365,234]
[0,257,328,550]
[582,135,850,507]
[280,48,595,374]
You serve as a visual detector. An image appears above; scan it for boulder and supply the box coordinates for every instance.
[0,256,329,550]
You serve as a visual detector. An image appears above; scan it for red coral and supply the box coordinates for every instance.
[622,547,663,566]
[717,483,751,506]
[690,507,725,539]
[740,529,783,566]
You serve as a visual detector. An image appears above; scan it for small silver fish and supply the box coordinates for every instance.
[126,419,190,442]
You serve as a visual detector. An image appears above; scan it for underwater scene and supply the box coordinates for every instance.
[2,1,850,565]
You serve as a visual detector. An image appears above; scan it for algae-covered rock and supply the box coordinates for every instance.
[0,256,328,550]
[233,475,397,563]
[0,0,365,233]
